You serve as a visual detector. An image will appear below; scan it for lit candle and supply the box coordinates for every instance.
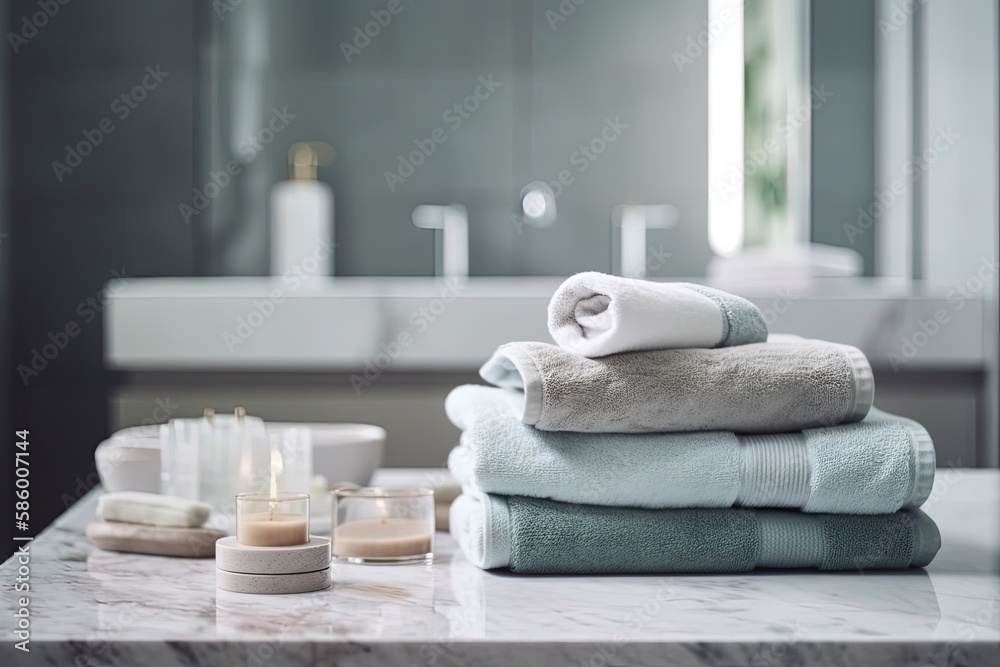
[333,487,434,563]
[334,519,433,559]
[236,447,310,547]
[236,510,308,547]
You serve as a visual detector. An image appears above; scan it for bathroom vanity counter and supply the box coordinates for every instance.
[2,469,998,666]
[106,276,986,371]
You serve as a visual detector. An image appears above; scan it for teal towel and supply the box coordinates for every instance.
[450,492,941,574]
[446,385,935,514]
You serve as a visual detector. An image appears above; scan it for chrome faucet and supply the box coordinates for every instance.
[412,204,468,279]
[613,204,678,278]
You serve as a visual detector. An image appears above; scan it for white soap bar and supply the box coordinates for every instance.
[97,492,211,528]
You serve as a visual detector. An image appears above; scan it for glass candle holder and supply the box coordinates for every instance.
[333,487,434,564]
[236,492,310,547]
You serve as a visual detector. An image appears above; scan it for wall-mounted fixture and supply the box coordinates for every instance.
[411,204,468,279]
[518,181,557,229]
[612,204,679,278]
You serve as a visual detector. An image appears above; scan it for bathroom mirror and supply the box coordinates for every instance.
[197,0,780,278]
[198,0,991,285]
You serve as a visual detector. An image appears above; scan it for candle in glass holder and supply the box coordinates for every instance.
[236,492,309,547]
[333,487,434,564]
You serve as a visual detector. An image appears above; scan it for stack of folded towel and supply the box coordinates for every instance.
[447,272,941,574]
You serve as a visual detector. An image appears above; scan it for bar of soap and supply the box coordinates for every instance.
[97,492,211,528]
[86,520,224,558]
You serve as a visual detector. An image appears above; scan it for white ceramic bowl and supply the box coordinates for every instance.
[95,422,385,495]
[95,435,162,493]
[281,423,386,487]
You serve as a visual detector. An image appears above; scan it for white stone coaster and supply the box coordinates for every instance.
[215,567,331,595]
[215,536,331,575]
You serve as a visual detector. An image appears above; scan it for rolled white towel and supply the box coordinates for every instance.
[547,272,768,357]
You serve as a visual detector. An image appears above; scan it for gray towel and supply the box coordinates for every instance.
[480,338,874,433]
[446,385,935,514]
[450,492,941,574]
[548,272,768,356]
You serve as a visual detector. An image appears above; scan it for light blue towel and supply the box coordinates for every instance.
[451,492,941,573]
[446,385,935,514]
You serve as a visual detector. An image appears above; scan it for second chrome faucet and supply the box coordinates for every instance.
[412,204,469,279]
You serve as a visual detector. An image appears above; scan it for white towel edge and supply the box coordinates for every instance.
[451,492,510,570]
[483,346,544,425]
[481,493,511,569]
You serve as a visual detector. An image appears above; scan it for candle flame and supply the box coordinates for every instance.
[268,442,284,518]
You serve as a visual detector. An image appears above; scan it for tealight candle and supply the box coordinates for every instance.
[236,492,309,547]
[333,487,434,564]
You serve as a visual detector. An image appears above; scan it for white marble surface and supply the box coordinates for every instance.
[2,469,998,666]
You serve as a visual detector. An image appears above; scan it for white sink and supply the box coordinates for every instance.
[105,276,985,371]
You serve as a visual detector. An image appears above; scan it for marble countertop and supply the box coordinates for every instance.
[2,469,998,666]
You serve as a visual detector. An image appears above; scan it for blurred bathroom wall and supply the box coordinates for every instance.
[4,0,198,553]
[0,2,10,549]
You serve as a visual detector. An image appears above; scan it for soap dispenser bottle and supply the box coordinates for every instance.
[270,141,335,280]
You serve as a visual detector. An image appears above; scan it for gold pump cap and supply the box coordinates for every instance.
[287,141,334,180]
